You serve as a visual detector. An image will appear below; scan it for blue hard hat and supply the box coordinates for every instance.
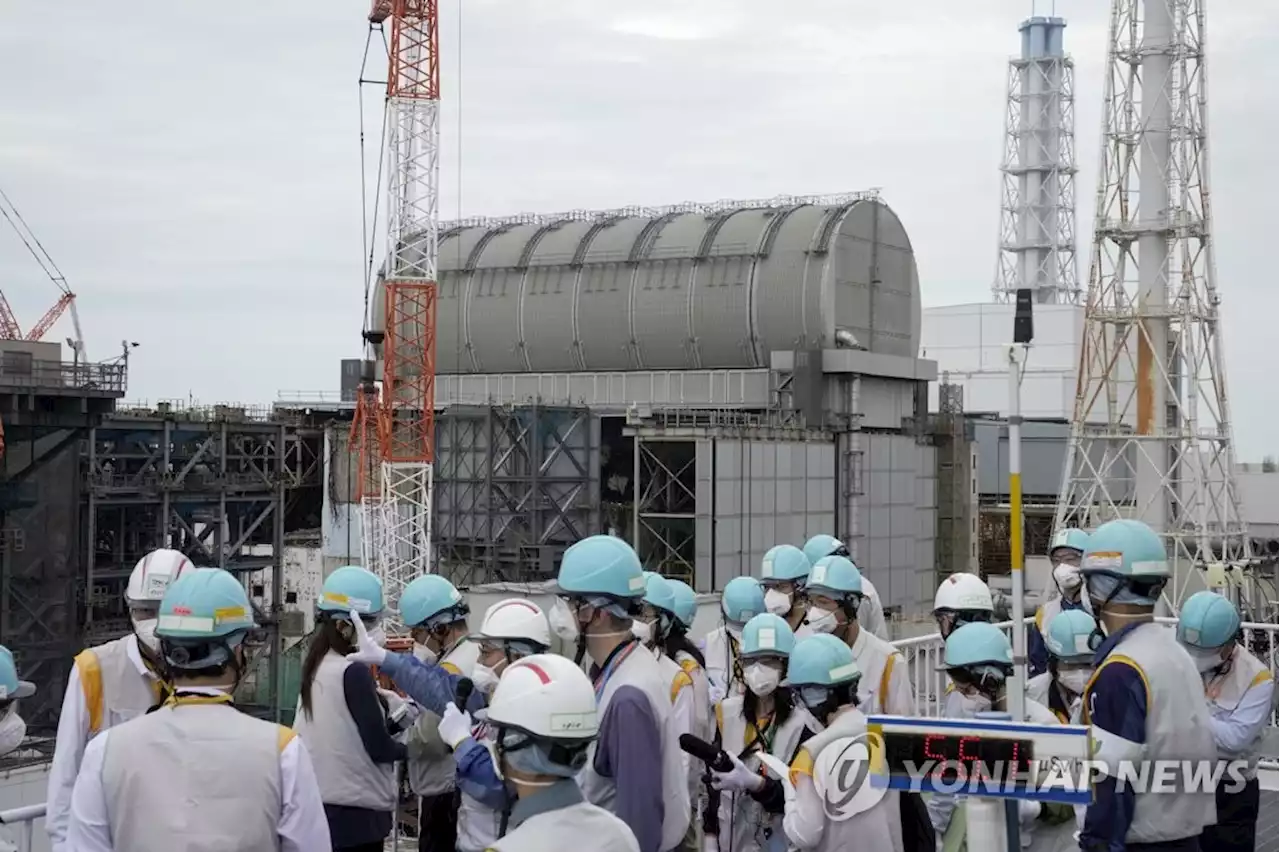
[720,576,766,624]
[666,578,698,629]
[157,568,258,669]
[1177,591,1241,650]
[802,534,846,566]
[317,565,386,616]
[1081,520,1169,579]
[1043,609,1096,661]
[942,622,1014,669]
[1050,528,1090,556]
[785,634,861,687]
[399,574,468,629]
[760,545,811,584]
[557,535,646,601]
[641,572,678,617]
[806,555,862,597]
[740,613,796,660]
[0,647,34,701]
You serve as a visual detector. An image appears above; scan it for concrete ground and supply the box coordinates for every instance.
[1257,800,1278,852]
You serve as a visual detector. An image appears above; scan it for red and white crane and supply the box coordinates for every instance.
[0,186,86,359]
[351,0,441,615]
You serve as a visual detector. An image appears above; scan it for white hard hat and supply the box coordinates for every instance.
[485,653,598,740]
[126,549,195,605]
[473,598,551,650]
[933,572,994,614]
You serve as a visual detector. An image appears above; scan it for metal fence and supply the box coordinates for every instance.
[0,359,126,393]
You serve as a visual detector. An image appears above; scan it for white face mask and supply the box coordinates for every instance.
[1190,648,1225,674]
[412,642,438,665]
[0,708,25,757]
[764,589,792,616]
[132,617,161,653]
[549,599,581,642]
[955,690,993,717]
[805,607,838,635]
[1053,563,1083,594]
[367,626,388,648]
[631,619,653,644]
[1056,668,1091,695]
[743,662,780,697]
[472,663,501,695]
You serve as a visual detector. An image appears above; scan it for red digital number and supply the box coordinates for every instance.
[1010,741,1020,769]
[959,736,979,763]
[924,734,947,762]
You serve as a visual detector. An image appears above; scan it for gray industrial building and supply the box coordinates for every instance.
[329,192,945,616]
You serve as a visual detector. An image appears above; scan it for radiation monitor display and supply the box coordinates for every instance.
[866,715,1093,805]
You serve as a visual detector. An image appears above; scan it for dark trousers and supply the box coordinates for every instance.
[418,791,459,852]
[1199,776,1260,852]
[1128,837,1201,852]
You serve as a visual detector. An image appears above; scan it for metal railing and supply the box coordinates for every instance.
[0,803,43,852]
[0,359,126,393]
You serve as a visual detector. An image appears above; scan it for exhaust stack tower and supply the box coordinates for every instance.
[993,12,1079,305]
[1054,0,1254,610]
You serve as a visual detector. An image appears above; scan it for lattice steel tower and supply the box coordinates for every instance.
[1054,0,1252,607]
[993,13,1079,304]
[352,0,440,623]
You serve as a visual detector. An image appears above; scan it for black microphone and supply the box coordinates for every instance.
[454,677,474,710]
[679,733,733,773]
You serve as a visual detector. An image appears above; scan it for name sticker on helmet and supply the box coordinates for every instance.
[628,576,645,592]
[146,576,171,598]
[761,558,775,578]
[213,606,248,623]
[548,710,597,733]
[757,628,776,650]
[1073,635,1091,654]
[1083,551,1123,571]
[811,565,828,585]
[158,615,215,633]
[828,662,859,682]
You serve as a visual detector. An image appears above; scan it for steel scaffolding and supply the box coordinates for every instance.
[631,437,697,585]
[82,403,321,719]
[0,359,124,731]
[434,405,596,585]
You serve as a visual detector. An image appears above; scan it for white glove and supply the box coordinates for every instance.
[344,609,387,666]
[378,688,407,722]
[710,753,765,793]
[702,835,719,852]
[1018,799,1041,826]
[438,701,474,750]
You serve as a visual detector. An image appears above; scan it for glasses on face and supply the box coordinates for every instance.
[129,603,161,622]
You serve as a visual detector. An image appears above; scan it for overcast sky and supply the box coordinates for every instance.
[0,1,1275,458]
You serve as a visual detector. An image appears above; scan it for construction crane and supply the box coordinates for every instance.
[351,0,441,624]
[0,186,86,359]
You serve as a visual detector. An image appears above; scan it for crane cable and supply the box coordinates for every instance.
[0,184,71,295]
[358,25,391,343]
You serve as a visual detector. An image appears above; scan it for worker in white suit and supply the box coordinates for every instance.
[64,567,329,852]
[801,534,888,640]
[46,548,193,851]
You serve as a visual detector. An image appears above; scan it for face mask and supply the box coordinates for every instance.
[0,708,25,757]
[412,642,438,665]
[1190,649,1225,674]
[764,589,792,616]
[805,607,838,635]
[549,599,581,642]
[473,663,501,695]
[1053,563,1083,594]
[1056,669,1091,695]
[367,626,388,648]
[955,690,993,717]
[631,619,653,644]
[132,617,161,653]
[743,663,780,697]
